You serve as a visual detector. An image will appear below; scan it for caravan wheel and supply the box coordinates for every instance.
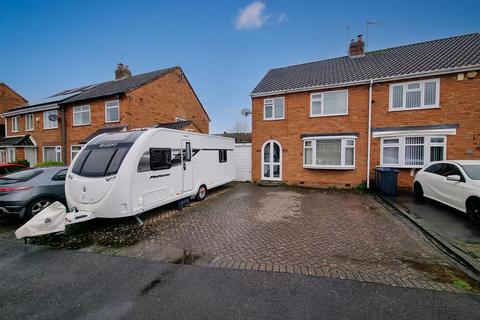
[195,185,207,201]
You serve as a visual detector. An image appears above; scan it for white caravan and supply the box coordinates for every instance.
[65,128,235,223]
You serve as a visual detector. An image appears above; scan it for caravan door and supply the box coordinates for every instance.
[182,140,193,192]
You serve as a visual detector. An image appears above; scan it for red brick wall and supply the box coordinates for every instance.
[252,71,480,188]
[126,68,209,133]
[0,83,27,126]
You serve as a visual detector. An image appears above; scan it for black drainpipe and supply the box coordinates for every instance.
[60,106,67,164]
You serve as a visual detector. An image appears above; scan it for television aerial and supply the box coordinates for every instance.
[240,108,252,117]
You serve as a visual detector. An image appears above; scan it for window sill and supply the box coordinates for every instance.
[43,127,58,130]
[309,113,348,118]
[379,164,424,169]
[304,165,356,170]
[388,106,441,112]
[263,118,285,121]
[105,120,120,124]
[25,129,34,132]
[73,123,91,127]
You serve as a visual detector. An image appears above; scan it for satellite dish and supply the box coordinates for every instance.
[240,108,252,117]
[48,114,58,121]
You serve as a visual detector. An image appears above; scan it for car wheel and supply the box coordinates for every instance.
[414,182,424,201]
[466,197,480,223]
[26,198,54,219]
[195,185,207,201]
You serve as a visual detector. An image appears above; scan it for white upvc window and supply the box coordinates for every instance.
[389,79,440,111]
[303,136,356,169]
[12,116,20,132]
[105,100,120,123]
[25,114,34,131]
[71,145,83,161]
[43,146,62,162]
[7,148,15,162]
[380,136,446,168]
[310,90,348,117]
[43,110,58,129]
[264,97,284,120]
[175,117,186,122]
[73,105,91,126]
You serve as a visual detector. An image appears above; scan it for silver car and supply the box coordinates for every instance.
[0,166,68,219]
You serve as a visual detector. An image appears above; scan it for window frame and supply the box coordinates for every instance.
[43,146,62,162]
[70,145,84,161]
[43,110,58,129]
[25,113,34,131]
[302,136,356,170]
[310,89,349,117]
[7,147,16,162]
[12,116,20,132]
[380,135,446,168]
[73,105,91,126]
[105,100,120,123]
[389,78,440,111]
[263,97,285,121]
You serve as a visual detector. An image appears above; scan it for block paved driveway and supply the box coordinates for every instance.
[3,183,476,292]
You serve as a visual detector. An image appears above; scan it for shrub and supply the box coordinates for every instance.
[355,181,368,192]
[36,161,65,167]
[10,159,30,167]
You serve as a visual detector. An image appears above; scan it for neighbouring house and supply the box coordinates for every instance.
[0,83,28,162]
[1,65,210,166]
[251,33,480,188]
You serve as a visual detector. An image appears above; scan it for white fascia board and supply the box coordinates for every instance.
[372,128,457,138]
[2,104,59,117]
[302,135,358,140]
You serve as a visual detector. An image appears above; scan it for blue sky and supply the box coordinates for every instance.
[1,0,478,133]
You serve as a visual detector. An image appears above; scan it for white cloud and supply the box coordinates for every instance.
[234,2,287,30]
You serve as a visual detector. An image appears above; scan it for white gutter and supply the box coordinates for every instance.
[366,80,373,189]
[250,65,480,97]
[2,103,59,117]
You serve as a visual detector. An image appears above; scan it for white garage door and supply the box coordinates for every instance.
[234,143,252,181]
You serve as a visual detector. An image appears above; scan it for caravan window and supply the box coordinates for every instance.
[184,142,191,162]
[150,148,171,170]
[72,145,131,177]
[219,150,227,163]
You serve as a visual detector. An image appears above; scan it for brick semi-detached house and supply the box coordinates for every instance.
[251,33,480,188]
[0,65,210,166]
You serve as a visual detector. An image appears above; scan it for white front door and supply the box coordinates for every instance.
[262,140,281,181]
[25,147,37,167]
[181,140,193,192]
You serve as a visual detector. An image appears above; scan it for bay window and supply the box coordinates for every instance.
[264,97,284,120]
[310,90,348,116]
[389,79,440,110]
[381,136,445,168]
[303,136,356,169]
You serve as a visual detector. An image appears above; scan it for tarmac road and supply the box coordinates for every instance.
[1,240,479,320]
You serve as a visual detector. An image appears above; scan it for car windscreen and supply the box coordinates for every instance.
[72,143,132,177]
[0,169,43,185]
[461,165,480,180]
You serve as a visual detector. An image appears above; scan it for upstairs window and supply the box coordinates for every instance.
[73,105,91,126]
[381,136,446,168]
[390,79,439,110]
[303,137,356,169]
[105,100,120,123]
[264,97,284,120]
[43,110,58,129]
[12,116,19,132]
[310,90,348,116]
[25,114,34,131]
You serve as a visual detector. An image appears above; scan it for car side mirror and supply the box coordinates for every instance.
[446,175,461,182]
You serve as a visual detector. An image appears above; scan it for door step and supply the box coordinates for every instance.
[258,180,282,187]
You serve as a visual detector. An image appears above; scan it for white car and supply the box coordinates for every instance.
[414,160,480,222]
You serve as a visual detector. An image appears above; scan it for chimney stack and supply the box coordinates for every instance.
[115,63,132,80]
[349,34,365,58]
